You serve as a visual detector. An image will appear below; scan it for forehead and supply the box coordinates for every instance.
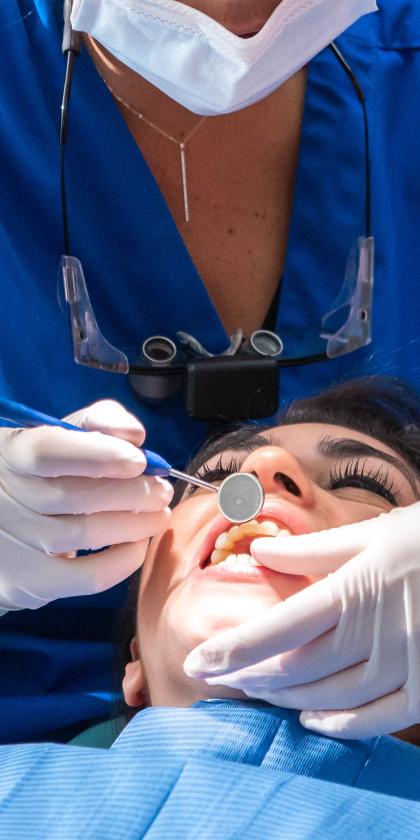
[265,422,400,456]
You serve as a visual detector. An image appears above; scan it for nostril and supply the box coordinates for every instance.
[275,472,301,497]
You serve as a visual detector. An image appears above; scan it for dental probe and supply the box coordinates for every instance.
[0,398,264,523]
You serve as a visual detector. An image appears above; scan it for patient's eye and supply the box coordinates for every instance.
[329,458,398,505]
[189,455,242,493]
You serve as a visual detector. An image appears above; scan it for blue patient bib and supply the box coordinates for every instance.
[0,701,419,838]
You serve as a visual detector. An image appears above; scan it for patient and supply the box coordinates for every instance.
[1,378,419,835]
[119,376,420,744]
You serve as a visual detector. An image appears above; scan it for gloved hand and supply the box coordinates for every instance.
[0,400,172,612]
[184,502,420,739]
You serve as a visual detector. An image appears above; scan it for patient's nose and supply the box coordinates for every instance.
[240,446,314,506]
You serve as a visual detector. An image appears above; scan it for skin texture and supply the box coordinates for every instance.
[84,0,307,334]
[122,423,418,717]
[160,0,282,33]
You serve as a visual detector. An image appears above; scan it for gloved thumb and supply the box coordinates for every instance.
[250,515,381,575]
[64,400,146,448]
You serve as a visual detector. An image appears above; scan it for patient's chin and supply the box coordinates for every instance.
[182,673,248,704]
[181,595,277,650]
[205,683,248,702]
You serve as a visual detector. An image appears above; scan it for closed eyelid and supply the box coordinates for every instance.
[318,435,419,496]
[181,457,244,499]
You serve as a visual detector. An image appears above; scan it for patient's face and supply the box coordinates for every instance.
[124,423,417,708]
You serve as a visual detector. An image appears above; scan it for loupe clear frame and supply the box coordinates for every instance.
[59,233,373,375]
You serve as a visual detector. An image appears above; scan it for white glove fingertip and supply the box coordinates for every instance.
[87,433,147,478]
[77,540,148,595]
[250,534,340,574]
[183,645,232,678]
[66,400,146,446]
[154,477,174,504]
[299,710,356,738]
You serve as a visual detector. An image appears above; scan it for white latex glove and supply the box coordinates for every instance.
[0,400,172,612]
[184,503,420,739]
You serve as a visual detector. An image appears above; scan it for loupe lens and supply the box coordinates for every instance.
[217,473,264,523]
[142,336,177,365]
[250,330,283,358]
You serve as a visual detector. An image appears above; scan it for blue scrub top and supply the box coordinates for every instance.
[0,0,419,743]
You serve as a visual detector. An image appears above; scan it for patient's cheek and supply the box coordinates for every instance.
[140,530,178,602]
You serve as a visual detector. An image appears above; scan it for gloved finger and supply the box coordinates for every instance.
[3,540,149,610]
[300,687,413,739]
[206,628,371,691]
[5,471,173,515]
[183,575,340,678]
[256,660,406,711]
[40,507,172,554]
[60,539,149,596]
[250,517,379,575]
[65,399,146,447]
[0,426,146,479]
[5,500,171,554]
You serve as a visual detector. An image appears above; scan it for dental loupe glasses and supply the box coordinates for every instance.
[59,5,374,422]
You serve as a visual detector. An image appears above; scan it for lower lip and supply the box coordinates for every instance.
[192,564,280,582]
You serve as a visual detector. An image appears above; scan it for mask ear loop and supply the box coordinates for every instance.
[60,0,82,256]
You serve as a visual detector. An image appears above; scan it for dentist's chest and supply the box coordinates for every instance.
[124,70,307,336]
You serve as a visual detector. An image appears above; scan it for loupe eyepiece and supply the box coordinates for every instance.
[130,335,182,400]
[142,335,177,365]
[250,330,284,358]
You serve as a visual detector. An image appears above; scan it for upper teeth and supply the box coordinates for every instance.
[210,518,291,566]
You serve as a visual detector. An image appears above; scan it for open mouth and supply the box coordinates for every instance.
[200,517,291,570]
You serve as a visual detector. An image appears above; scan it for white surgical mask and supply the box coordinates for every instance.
[71,0,378,116]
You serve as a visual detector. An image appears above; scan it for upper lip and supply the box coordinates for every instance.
[196,500,311,568]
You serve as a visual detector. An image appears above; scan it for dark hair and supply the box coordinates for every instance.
[115,375,420,721]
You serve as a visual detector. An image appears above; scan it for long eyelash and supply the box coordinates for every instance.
[329,458,398,504]
[195,455,241,485]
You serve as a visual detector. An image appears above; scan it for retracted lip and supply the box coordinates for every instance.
[196,501,311,569]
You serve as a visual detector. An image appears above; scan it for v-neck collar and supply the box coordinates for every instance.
[65,19,376,356]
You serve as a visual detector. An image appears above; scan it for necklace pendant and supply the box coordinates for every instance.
[179,143,189,223]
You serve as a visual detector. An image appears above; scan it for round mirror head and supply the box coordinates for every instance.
[217,472,264,523]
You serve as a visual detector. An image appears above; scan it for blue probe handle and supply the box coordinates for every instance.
[0,397,171,477]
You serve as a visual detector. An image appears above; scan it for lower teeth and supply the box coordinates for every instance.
[212,553,261,569]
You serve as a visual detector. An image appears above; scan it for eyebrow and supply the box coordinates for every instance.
[317,435,419,494]
[195,430,419,497]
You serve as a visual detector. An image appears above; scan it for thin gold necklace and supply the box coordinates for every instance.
[100,74,206,222]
